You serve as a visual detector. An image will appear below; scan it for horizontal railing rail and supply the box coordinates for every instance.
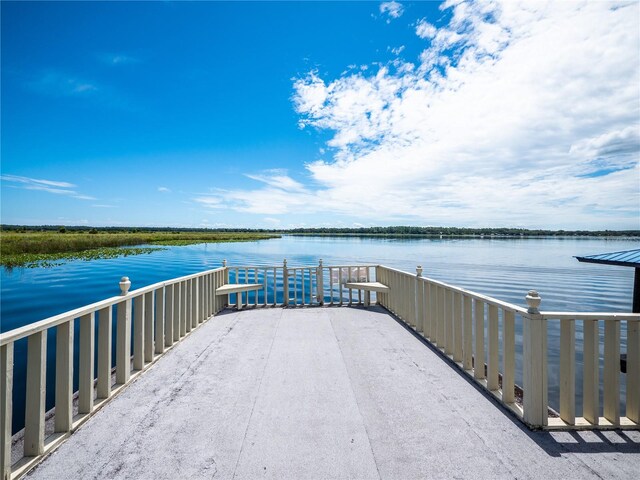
[1,260,638,480]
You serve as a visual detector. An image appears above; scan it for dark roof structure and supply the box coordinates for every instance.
[575,248,640,268]
[575,248,640,313]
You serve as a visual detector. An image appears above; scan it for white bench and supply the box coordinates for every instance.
[216,283,263,310]
[343,282,389,307]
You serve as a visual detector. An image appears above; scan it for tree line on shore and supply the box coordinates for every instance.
[2,224,638,237]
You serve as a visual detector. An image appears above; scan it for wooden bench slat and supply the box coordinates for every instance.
[343,282,389,293]
[216,284,263,295]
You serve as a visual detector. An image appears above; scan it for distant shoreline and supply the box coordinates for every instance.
[2,224,639,238]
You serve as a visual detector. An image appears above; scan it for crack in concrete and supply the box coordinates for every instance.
[328,310,383,480]
[231,309,284,480]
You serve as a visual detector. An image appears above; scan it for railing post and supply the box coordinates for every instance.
[283,259,289,306]
[97,306,112,399]
[133,296,145,371]
[1,343,13,480]
[375,266,383,307]
[25,331,46,456]
[154,286,165,354]
[116,277,132,385]
[317,259,324,306]
[223,260,230,307]
[144,292,154,362]
[522,290,548,427]
[416,266,423,334]
[78,312,95,414]
[54,320,73,432]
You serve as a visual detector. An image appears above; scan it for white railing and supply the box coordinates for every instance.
[1,261,638,479]
[222,259,377,308]
[376,265,640,430]
[0,267,226,480]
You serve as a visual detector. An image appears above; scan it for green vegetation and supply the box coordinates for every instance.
[0,229,279,268]
[4,247,164,269]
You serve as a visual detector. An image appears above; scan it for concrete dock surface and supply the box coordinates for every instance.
[26,307,640,479]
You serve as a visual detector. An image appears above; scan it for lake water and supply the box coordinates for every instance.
[1,235,637,432]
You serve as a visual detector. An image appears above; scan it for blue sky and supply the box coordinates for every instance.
[2,1,639,229]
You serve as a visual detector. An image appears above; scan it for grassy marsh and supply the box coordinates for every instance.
[1,230,279,268]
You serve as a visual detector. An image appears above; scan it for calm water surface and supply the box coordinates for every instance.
[1,236,637,431]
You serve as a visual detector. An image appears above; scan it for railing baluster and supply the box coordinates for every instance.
[474,300,485,380]
[79,312,95,414]
[144,292,154,362]
[444,289,453,355]
[209,273,215,314]
[133,296,145,371]
[185,280,192,333]
[116,299,131,385]
[487,304,499,391]
[421,278,429,338]
[502,310,515,403]
[55,320,73,432]
[416,268,424,334]
[302,268,306,306]
[463,295,472,371]
[583,319,599,424]
[198,276,203,322]
[429,283,437,342]
[272,268,276,306]
[603,320,620,425]
[1,343,12,480]
[628,319,640,423]
[202,275,208,317]
[165,284,174,346]
[283,261,289,306]
[559,317,575,424]
[25,331,46,456]
[262,268,266,306]
[181,282,187,336]
[97,306,112,398]
[437,286,446,349]
[453,292,462,362]
[194,277,200,326]
[174,283,181,341]
[155,287,165,354]
[329,267,334,306]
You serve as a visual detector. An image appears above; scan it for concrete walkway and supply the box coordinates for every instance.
[27,307,640,480]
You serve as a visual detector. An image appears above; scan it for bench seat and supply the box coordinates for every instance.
[343,282,389,293]
[343,282,389,306]
[216,283,263,310]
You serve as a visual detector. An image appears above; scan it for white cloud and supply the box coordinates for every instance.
[158,186,172,193]
[283,0,640,229]
[380,1,404,22]
[416,19,437,39]
[100,53,139,66]
[1,174,96,200]
[244,170,306,192]
[0,174,76,188]
[28,72,98,97]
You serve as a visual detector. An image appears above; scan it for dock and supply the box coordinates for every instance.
[23,307,640,479]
